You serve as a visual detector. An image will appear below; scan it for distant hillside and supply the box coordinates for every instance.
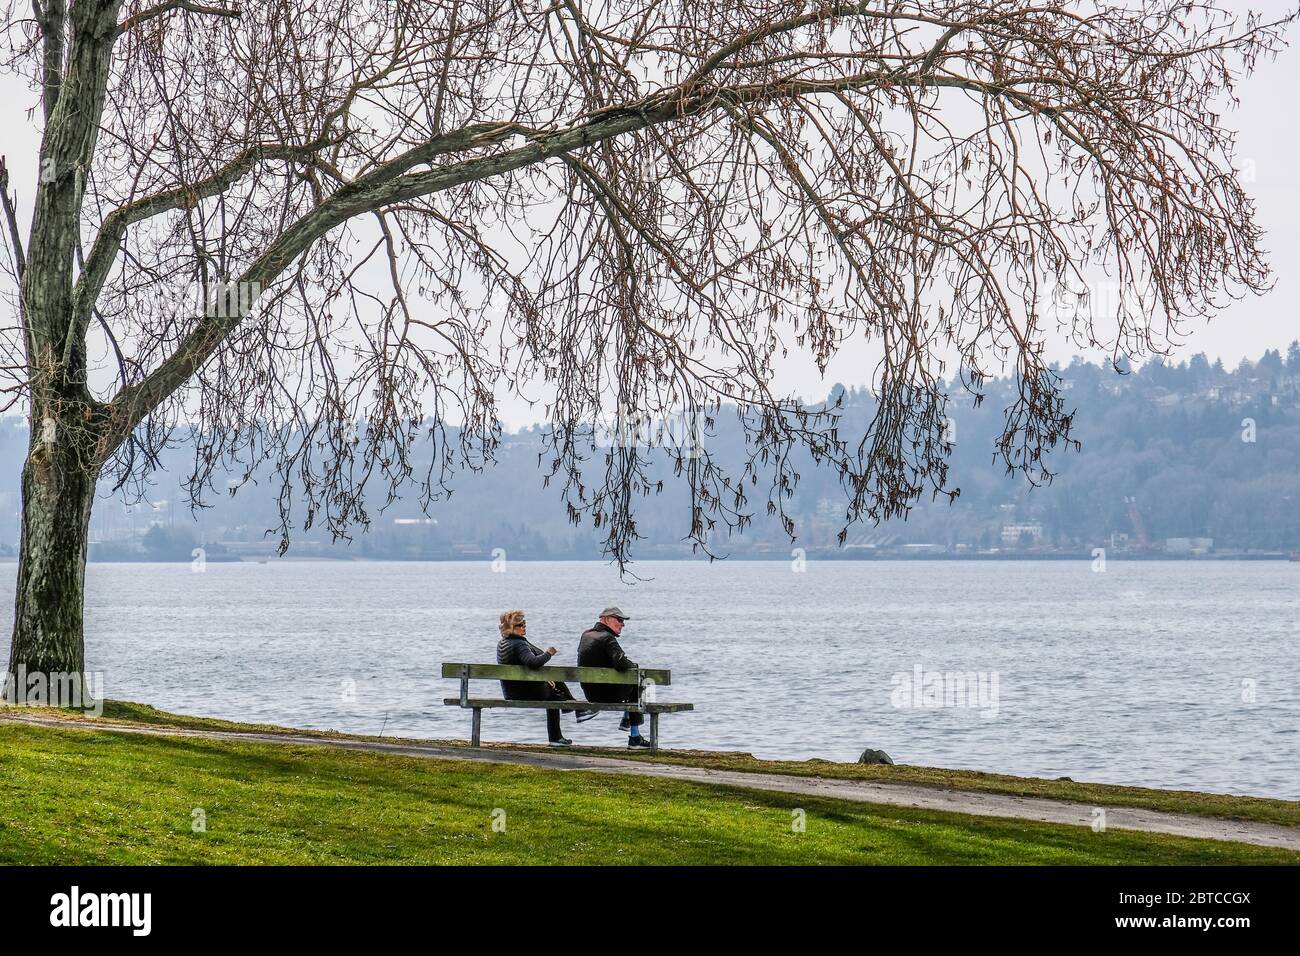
[2,344,1299,560]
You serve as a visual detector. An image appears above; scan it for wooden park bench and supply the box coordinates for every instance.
[441,662,694,753]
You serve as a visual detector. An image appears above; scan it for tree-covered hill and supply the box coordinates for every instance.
[2,344,1298,559]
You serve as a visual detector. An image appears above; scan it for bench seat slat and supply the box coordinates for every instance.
[441,662,670,685]
[442,698,694,714]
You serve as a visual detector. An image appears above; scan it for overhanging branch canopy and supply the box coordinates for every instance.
[0,0,1287,562]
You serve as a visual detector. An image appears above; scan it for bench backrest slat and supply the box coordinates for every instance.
[441,662,670,685]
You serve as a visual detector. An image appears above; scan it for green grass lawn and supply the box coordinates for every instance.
[0,721,1295,865]
[70,700,1300,830]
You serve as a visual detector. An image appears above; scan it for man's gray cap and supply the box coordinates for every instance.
[599,606,630,620]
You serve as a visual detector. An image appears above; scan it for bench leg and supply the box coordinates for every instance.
[471,707,482,748]
[649,712,659,754]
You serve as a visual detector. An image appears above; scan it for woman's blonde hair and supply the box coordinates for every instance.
[498,609,526,637]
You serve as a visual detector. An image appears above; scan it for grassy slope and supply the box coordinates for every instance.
[47,700,1300,830]
[0,722,1295,865]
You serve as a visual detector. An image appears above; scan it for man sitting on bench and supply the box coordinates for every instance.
[496,609,595,747]
[578,606,651,749]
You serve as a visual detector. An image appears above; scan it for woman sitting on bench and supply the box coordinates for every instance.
[496,609,594,747]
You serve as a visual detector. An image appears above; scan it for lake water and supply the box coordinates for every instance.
[1,559,1297,799]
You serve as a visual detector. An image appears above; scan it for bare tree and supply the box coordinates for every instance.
[0,0,1288,678]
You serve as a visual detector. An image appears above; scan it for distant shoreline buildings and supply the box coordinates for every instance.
[2,345,1300,561]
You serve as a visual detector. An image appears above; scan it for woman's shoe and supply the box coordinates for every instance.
[574,709,599,723]
[627,735,652,749]
[549,736,573,747]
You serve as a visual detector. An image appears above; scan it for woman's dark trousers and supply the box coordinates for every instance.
[543,681,576,740]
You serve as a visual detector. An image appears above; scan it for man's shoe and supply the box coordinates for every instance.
[618,716,632,731]
[627,735,652,749]
[574,709,599,723]
[549,737,573,747]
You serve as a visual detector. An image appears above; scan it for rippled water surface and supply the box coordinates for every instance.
[2,559,1297,799]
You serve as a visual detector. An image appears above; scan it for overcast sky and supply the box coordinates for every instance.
[1,3,1297,424]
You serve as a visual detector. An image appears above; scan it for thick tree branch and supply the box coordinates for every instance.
[71,138,337,342]
[0,157,26,279]
[116,0,240,35]
[69,119,532,358]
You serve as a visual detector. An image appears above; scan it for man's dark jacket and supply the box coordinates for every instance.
[577,622,638,704]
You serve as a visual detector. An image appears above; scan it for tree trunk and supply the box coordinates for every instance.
[6,414,98,681]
